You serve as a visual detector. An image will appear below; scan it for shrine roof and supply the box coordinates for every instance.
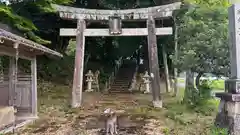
[0,28,63,58]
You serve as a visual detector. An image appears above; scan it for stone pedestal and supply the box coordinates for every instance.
[215,79,240,135]
[152,100,162,108]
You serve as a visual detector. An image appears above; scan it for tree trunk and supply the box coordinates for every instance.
[0,57,2,82]
[173,69,178,96]
[173,20,179,96]
[162,45,171,93]
[183,70,195,103]
[195,72,203,89]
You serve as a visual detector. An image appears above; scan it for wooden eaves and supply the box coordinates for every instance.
[0,28,63,60]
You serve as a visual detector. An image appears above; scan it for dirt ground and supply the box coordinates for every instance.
[8,82,217,135]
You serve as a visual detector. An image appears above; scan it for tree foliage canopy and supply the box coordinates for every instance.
[173,0,230,76]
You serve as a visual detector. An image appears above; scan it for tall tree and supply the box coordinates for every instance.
[173,0,230,103]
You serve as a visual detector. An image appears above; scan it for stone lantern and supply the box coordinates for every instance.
[142,71,151,94]
[85,70,94,92]
[109,13,122,35]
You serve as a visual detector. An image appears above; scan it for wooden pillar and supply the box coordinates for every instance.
[72,19,86,108]
[162,45,171,93]
[31,57,37,117]
[8,57,15,106]
[147,16,162,108]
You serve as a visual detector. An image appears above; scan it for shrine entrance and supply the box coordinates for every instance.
[52,2,181,108]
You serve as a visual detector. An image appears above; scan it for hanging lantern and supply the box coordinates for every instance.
[109,13,122,35]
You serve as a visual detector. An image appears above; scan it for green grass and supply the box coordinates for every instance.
[209,80,225,90]
[178,78,185,83]
[177,78,225,90]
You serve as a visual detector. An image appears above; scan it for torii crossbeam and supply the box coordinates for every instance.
[53,2,181,108]
[60,28,173,36]
[52,2,181,21]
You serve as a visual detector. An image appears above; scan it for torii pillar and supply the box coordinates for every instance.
[71,19,86,108]
[147,16,162,108]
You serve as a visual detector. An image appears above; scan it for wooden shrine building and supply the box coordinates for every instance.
[0,28,62,133]
[52,2,182,108]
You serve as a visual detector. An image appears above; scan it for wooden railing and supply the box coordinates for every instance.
[104,57,123,91]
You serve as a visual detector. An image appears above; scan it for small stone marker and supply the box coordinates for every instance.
[142,71,151,94]
[85,70,94,92]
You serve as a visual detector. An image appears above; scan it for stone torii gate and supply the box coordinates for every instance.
[52,2,181,108]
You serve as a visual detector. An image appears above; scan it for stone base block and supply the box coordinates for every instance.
[144,90,151,94]
[215,93,240,135]
[230,115,240,135]
[85,89,94,92]
[216,93,240,102]
[152,100,162,108]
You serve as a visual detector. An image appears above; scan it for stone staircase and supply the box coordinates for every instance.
[109,60,136,93]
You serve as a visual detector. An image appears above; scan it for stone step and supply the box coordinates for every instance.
[115,75,133,77]
[110,87,130,90]
[117,72,135,74]
[111,83,129,85]
[112,81,130,84]
[108,63,136,94]
[112,83,129,85]
[116,73,134,75]
[112,84,130,86]
[110,87,129,89]
[110,89,129,91]
[114,79,131,81]
[112,81,130,83]
[118,69,134,71]
[114,78,131,80]
[113,81,131,84]
[118,70,135,72]
[108,90,131,93]
[110,87,129,90]
[115,76,132,78]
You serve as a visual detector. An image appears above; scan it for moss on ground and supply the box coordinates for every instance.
[6,81,226,135]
